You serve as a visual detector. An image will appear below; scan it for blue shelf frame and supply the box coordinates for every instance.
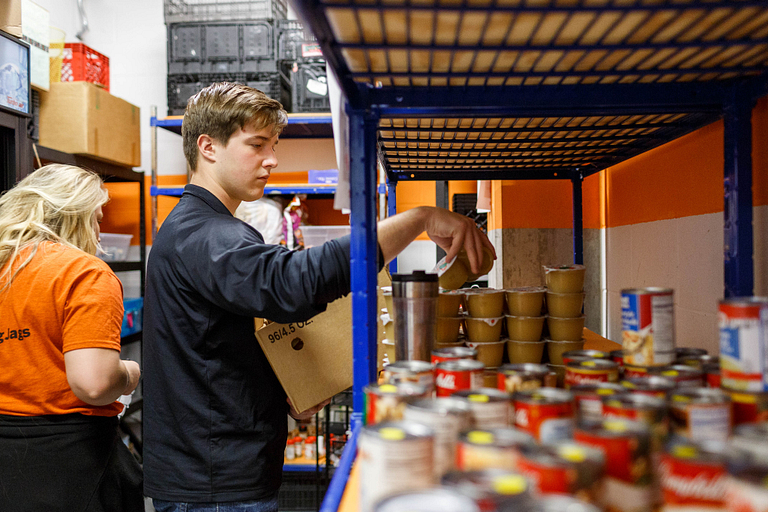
[150,185,337,198]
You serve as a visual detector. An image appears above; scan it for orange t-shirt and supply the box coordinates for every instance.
[0,242,124,417]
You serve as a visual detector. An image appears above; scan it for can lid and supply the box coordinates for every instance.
[467,430,495,445]
[492,474,528,496]
[378,427,406,441]
[392,270,439,283]
[596,388,616,396]
[468,394,490,403]
[557,445,587,463]
[673,445,698,459]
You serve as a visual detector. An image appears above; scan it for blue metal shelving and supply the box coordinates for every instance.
[284,0,768,510]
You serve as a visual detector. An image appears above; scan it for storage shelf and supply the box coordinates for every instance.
[35,145,144,183]
[151,184,337,198]
[151,112,333,138]
[108,261,143,272]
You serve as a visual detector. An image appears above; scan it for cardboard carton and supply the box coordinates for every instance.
[39,82,141,167]
[0,0,21,38]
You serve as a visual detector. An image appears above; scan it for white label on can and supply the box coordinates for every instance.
[688,405,731,443]
[725,476,768,512]
[603,477,654,512]
[651,294,675,354]
[538,417,574,444]
[578,396,604,422]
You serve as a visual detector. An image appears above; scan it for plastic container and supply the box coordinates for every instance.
[465,340,506,368]
[545,291,585,318]
[438,290,464,317]
[464,289,505,318]
[285,439,295,460]
[506,340,545,364]
[437,316,464,344]
[61,43,110,91]
[505,315,545,342]
[505,287,546,317]
[543,265,586,293]
[301,225,350,247]
[547,339,586,366]
[547,316,586,341]
[465,317,504,342]
[98,233,133,262]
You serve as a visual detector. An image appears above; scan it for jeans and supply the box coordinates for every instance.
[152,494,278,512]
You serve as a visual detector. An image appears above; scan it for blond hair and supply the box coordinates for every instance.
[0,164,108,290]
[182,82,288,172]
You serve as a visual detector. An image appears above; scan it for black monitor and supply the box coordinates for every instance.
[0,30,31,117]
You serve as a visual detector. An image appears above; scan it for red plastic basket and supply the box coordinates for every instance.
[61,43,110,91]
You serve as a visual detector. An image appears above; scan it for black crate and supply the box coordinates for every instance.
[167,72,286,116]
[276,19,321,62]
[282,60,330,113]
[164,0,287,23]
[279,472,327,512]
[168,22,277,75]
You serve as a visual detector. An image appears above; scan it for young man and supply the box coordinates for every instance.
[143,82,494,512]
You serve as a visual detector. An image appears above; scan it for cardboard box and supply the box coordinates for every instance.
[22,0,49,91]
[39,82,141,167]
[0,0,21,38]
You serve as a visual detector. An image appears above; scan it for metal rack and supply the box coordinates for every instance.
[284,0,768,510]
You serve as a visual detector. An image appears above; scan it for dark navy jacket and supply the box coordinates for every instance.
[143,185,351,502]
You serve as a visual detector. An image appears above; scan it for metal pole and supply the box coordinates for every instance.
[572,171,584,265]
[388,179,398,274]
[150,106,158,239]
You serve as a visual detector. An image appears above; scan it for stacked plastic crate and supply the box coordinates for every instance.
[165,0,289,115]
[276,20,330,113]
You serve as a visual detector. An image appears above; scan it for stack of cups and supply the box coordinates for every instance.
[463,288,506,369]
[504,287,546,364]
[543,265,587,376]
[435,290,465,349]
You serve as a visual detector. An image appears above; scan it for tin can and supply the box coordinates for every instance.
[364,382,430,425]
[676,353,719,369]
[373,488,481,512]
[513,388,575,443]
[621,288,676,366]
[649,365,704,388]
[452,388,513,428]
[602,393,669,454]
[719,297,768,392]
[562,349,611,365]
[358,421,436,512]
[435,359,484,397]
[621,376,676,399]
[382,360,435,393]
[565,359,620,388]
[726,390,768,426]
[516,495,602,512]
[624,363,655,379]
[516,442,605,502]
[610,350,626,366]
[704,363,721,388]
[659,440,728,512]
[497,363,550,393]
[456,428,533,471]
[403,398,472,477]
[731,423,768,462]
[669,388,732,442]
[574,418,655,512]
[571,382,628,422]
[675,347,708,359]
[724,449,768,512]
[432,346,477,365]
[442,469,532,512]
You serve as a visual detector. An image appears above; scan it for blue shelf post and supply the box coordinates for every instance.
[723,87,755,298]
[571,171,584,266]
[348,108,380,427]
[387,178,398,274]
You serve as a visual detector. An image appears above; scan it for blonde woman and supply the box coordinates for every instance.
[0,164,143,511]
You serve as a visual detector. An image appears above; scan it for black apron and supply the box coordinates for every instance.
[0,413,143,512]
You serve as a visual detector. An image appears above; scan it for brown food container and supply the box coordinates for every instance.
[464,289,506,318]
[465,316,504,342]
[547,315,586,341]
[543,265,586,293]
[436,316,464,344]
[505,315,546,342]
[546,339,586,366]
[458,245,495,282]
[435,339,466,350]
[466,340,505,368]
[437,256,469,290]
[545,291,585,318]
[506,339,546,364]
[505,287,546,317]
[438,290,464,317]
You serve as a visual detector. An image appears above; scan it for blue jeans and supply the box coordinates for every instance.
[152,494,278,512]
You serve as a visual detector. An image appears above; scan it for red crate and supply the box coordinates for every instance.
[61,43,110,91]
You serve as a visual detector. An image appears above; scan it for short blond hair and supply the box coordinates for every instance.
[182,82,288,172]
[0,164,108,290]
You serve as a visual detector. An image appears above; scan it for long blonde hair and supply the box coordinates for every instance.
[0,164,108,290]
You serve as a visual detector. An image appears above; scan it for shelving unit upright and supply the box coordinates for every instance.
[286,0,768,510]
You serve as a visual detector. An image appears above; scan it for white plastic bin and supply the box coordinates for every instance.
[301,225,350,248]
[98,233,133,261]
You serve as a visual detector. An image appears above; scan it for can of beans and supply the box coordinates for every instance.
[649,365,704,388]
[442,469,533,512]
[516,442,605,502]
[724,447,768,512]
[610,350,626,366]
[452,388,513,429]
[621,376,676,399]
[602,393,669,454]
[432,346,478,365]
[669,388,732,443]
[574,418,655,512]
[565,359,620,388]
[704,363,721,388]
[675,347,708,359]
[364,382,430,425]
[562,349,611,365]
[622,288,676,366]
[571,382,628,422]
[373,488,480,512]
[624,363,655,379]
[382,360,435,394]
[435,359,485,397]
[358,421,436,512]
[658,439,728,512]
[725,389,768,426]
[719,297,768,392]
[456,428,533,472]
[497,363,550,394]
[513,388,575,443]
[403,398,472,478]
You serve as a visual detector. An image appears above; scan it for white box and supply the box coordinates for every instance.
[301,225,350,248]
[99,233,132,262]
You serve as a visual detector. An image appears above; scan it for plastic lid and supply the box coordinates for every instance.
[392,270,439,283]
[468,394,490,403]
[306,436,316,442]
[287,439,295,445]
[673,445,698,459]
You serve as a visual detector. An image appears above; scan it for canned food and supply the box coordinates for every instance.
[649,365,704,388]
[621,288,676,366]
[704,363,721,388]
[565,359,620,388]
[516,495,602,512]
[435,359,485,397]
[358,421,436,512]
[675,347,708,359]
[624,363,655,379]
[731,423,768,463]
[373,488,480,512]
[516,442,605,502]
[364,382,430,425]
[432,346,478,365]
[669,388,732,442]
[456,428,534,471]
[719,297,768,392]
[513,388,575,443]
[382,360,435,393]
[497,363,550,393]
[562,349,611,365]
[602,393,669,454]
[724,449,768,512]
[621,376,676,399]
[676,354,718,369]
[403,398,472,477]
[452,388,513,429]
[726,390,768,425]
[610,350,625,365]
[571,382,628,422]
[659,440,727,511]
[574,418,654,512]
[442,470,532,512]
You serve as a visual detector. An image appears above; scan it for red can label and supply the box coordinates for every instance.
[574,431,649,484]
[659,453,726,507]
[516,456,572,495]
[514,401,574,443]
[435,367,483,397]
[707,369,722,389]
[565,367,619,388]
[623,365,652,379]
[729,391,768,425]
